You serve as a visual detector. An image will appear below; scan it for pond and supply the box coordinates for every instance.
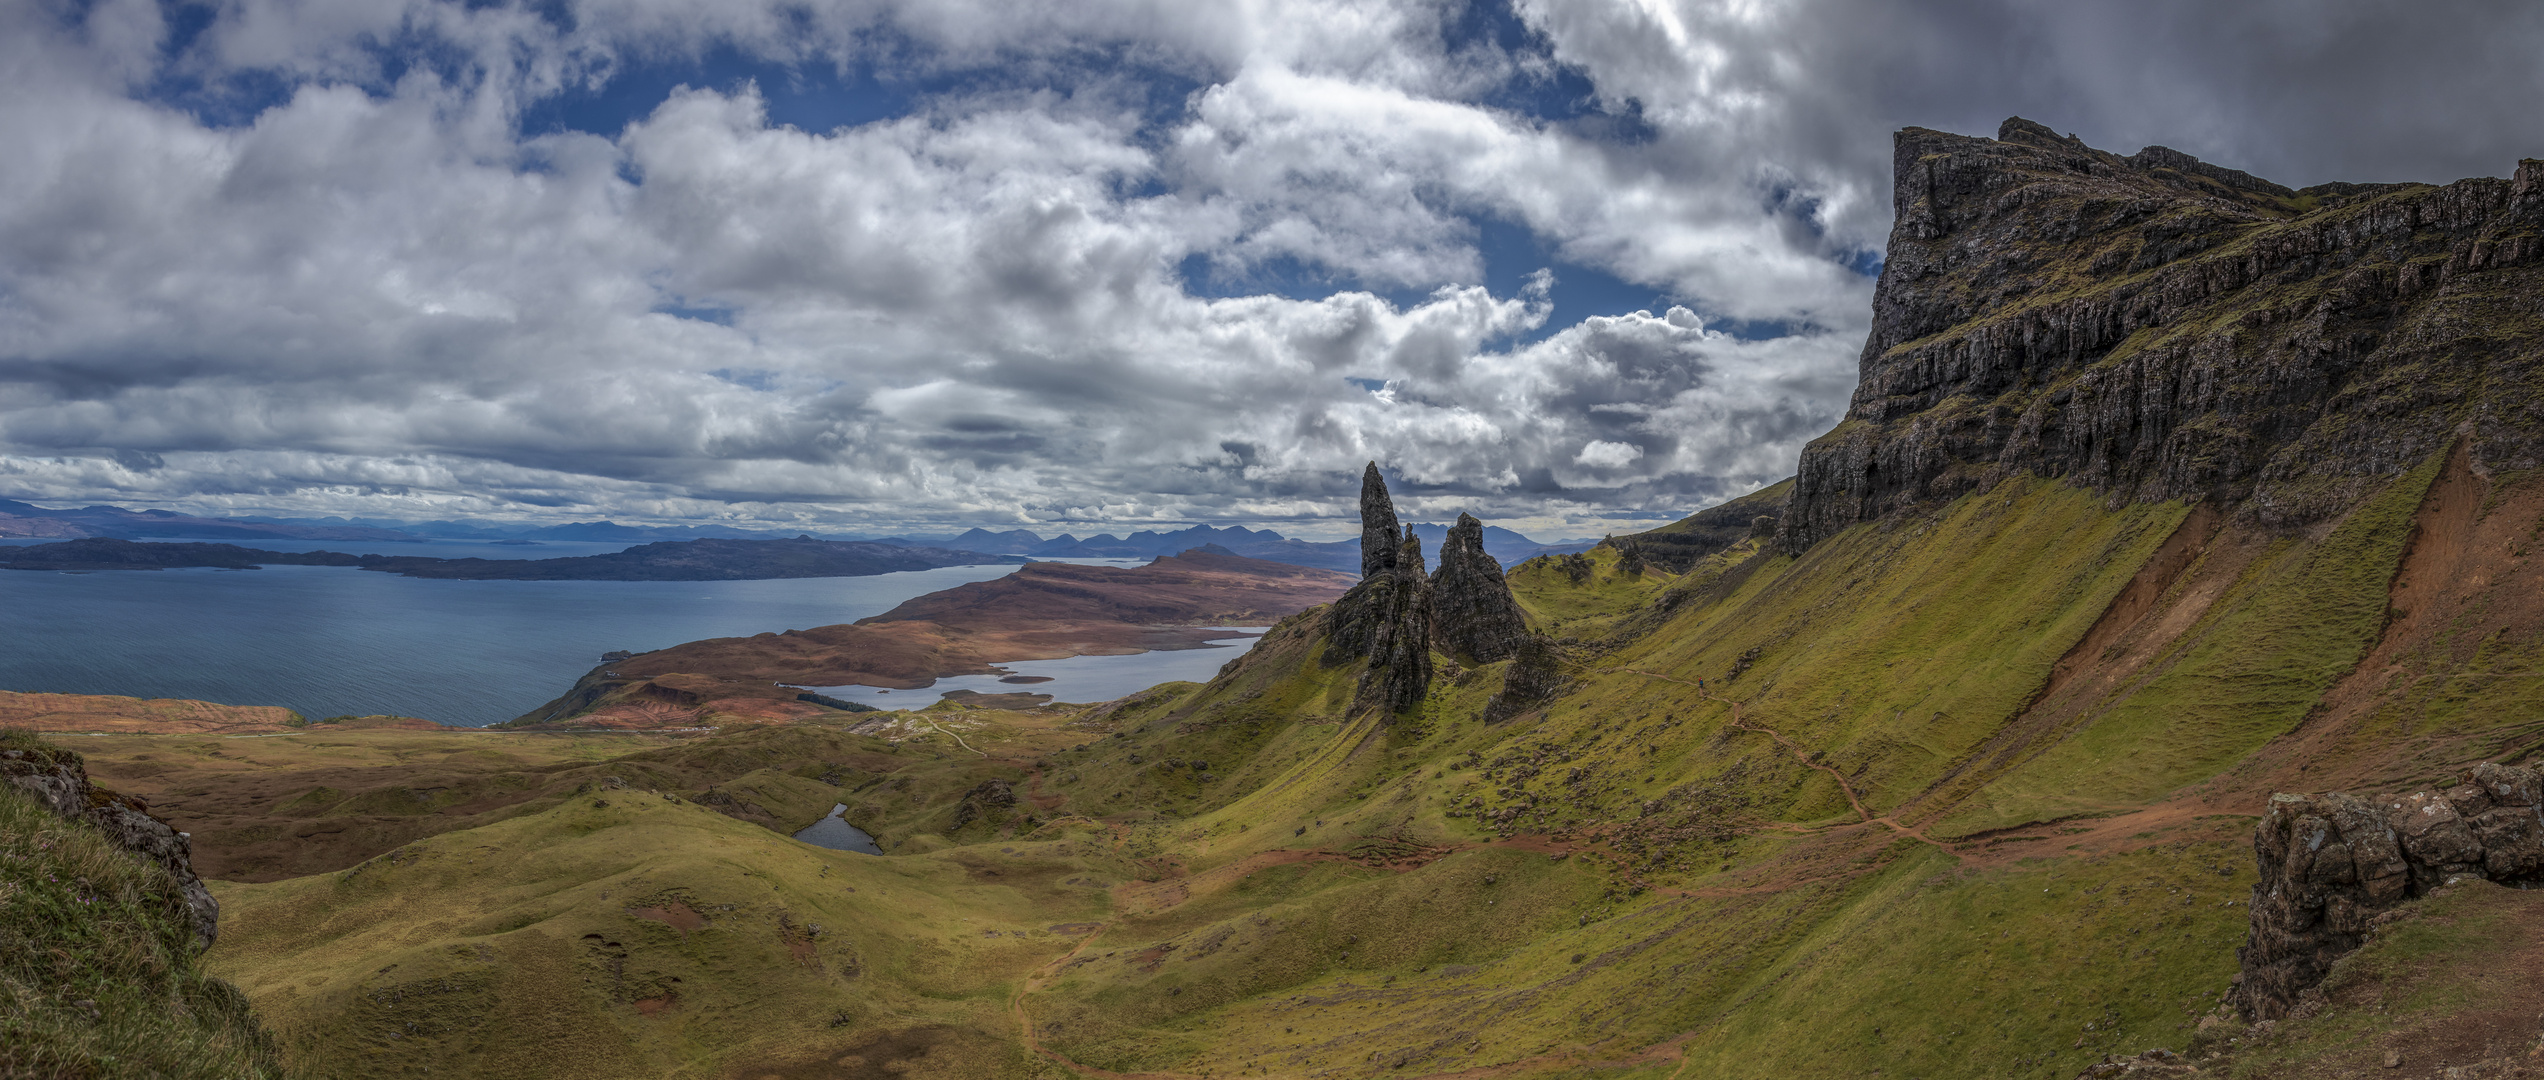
[792,803,883,854]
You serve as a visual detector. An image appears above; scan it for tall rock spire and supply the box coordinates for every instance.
[1430,513,1529,663]
[1326,465,1432,715]
[1358,462,1401,578]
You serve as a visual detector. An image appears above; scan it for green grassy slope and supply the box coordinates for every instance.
[209,788,1126,1079]
[1,734,287,1079]
[1944,451,2444,833]
[179,451,2544,1079]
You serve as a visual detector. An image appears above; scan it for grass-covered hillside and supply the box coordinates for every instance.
[93,432,2532,1079]
[1,731,288,1079]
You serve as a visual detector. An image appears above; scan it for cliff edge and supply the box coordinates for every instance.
[1783,116,2544,551]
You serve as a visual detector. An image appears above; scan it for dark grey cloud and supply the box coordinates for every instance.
[0,0,2534,538]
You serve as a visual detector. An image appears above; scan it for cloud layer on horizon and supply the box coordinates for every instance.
[4,0,2539,536]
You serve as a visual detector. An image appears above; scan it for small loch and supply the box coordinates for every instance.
[793,803,883,854]
[793,627,1269,710]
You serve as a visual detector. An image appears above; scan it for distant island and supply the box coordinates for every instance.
[0,536,1014,581]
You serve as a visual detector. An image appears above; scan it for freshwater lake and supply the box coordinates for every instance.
[795,629,1266,710]
[0,537,1240,727]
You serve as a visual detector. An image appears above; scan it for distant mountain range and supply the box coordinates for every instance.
[0,499,416,542]
[0,536,1016,580]
[0,498,1599,569]
[869,523,1597,570]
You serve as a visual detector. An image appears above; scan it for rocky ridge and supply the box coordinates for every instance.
[1781,116,2544,552]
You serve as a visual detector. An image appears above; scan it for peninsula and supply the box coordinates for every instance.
[506,546,1357,728]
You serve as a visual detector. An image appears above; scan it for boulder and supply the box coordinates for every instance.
[1,743,220,947]
[2234,763,2544,1020]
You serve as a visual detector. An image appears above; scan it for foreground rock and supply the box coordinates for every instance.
[1,740,219,946]
[2235,762,2544,1020]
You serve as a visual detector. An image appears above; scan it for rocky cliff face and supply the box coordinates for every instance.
[1430,513,1530,663]
[1781,116,2544,552]
[1,742,220,947]
[2234,763,2544,1020]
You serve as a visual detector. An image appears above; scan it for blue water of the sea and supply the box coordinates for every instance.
[793,628,1267,709]
[792,803,884,854]
[0,537,1152,727]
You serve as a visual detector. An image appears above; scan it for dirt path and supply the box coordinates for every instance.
[1611,668,1956,856]
[919,715,991,757]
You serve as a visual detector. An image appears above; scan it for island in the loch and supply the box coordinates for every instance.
[503,545,1358,729]
[0,535,1013,580]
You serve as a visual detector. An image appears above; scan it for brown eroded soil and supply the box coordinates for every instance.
[0,690,310,734]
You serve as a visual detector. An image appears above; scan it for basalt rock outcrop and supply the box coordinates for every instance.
[1358,462,1405,578]
[1326,466,1543,714]
[1481,634,1567,724]
[1622,478,1791,573]
[1,742,220,947]
[1430,514,1530,663]
[2233,763,2544,1021]
[1326,528,1435,712]
[1780,116,2544,553]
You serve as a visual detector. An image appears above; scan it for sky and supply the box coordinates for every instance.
[4,0,2540,540]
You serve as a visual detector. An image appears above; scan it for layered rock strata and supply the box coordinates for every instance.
[1782,116,2544,553]
[2,742,220,946]
[2234,763,2544,1020]
[1430,513,1531,663]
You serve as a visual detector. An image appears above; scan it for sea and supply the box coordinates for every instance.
[0,537,1257,727]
